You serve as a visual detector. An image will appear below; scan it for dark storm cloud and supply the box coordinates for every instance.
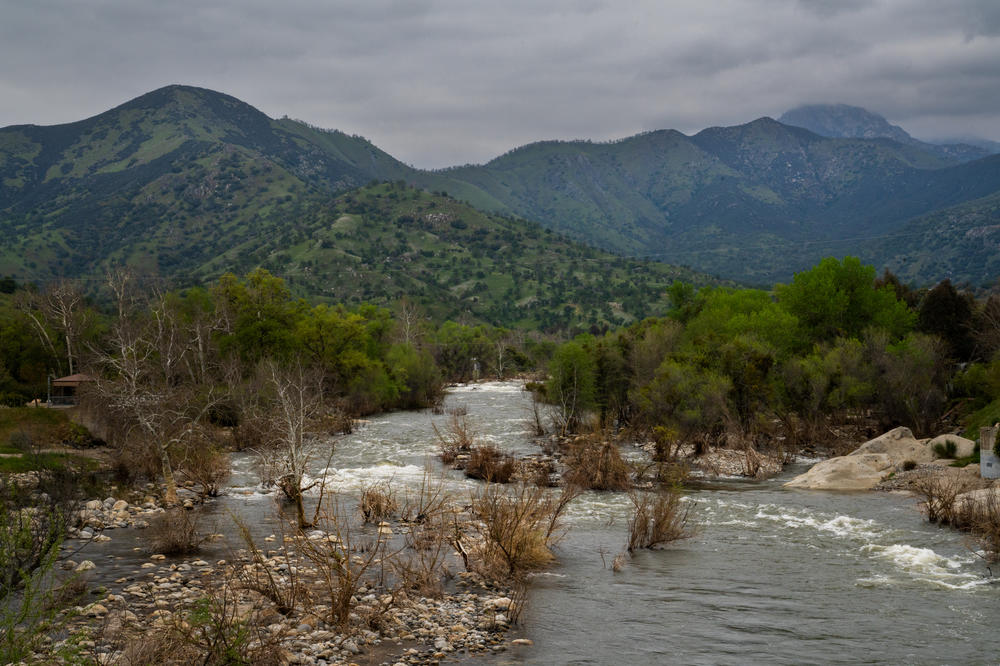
[0,0,998,167]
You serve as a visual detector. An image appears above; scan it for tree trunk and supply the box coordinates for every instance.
[157,440,178,504]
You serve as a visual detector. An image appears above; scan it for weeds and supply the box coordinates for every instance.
[465,445,518,483]
[360,480,398,523]
[564,437,631,491]
[147,507,209,555]
[626,487,693,553]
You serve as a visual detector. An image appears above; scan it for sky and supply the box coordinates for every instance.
[1,0,999,168]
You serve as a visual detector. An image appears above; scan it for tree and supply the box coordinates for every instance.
[776,257,913,342]
[546,341,596,434]
[917,279,975,361]
[254,359,334,529]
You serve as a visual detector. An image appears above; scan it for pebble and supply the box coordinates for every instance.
[75,560,96,572]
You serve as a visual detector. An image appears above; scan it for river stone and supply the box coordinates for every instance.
[111,499,129,512]
[954,486,1000,513]
[75,560,96,572]
[849,427,933,465]
[927,434,977,459]
[784,453,894,490]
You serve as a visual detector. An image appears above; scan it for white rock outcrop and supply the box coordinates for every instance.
[784,453,895,491]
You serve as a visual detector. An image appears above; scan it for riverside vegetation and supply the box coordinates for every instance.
[3,255,1000,662]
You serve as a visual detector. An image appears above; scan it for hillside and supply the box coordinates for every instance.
[443,119,1000,283]
[3,85,1000,287]
[198,182,716,331]
[862,191,1000,287]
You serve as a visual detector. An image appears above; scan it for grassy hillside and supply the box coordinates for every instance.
[3,84,1000,288]
[197,182,719,332]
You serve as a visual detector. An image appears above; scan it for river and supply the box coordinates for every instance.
[82,381,1000,664]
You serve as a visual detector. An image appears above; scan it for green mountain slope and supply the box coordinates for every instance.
[0,87,719,332]
[862,191,1000,288]
[442,118,1000,283]
[4,85,1000,288]
[197,182,717,331]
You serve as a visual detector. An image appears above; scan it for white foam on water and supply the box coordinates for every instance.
[861,543,985,589]
[448,381,526,395]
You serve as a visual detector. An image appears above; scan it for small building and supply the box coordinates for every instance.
[49,373,94,407]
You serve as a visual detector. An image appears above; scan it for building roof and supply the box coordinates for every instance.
[52,373,94,387]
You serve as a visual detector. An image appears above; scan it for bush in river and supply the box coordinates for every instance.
[465,445,517,483]
[564,437,631,491]
[626,487,694,553]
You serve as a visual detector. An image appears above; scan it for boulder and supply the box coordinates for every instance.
[954,486,1000,514]
[926,434,977,459]
[849,427,933,464]
[784,453,894,490]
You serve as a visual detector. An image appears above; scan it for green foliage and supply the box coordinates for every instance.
[546,341,597,433]
[933,439,958,459]
[776,257,914,342]
[0,486,69,664]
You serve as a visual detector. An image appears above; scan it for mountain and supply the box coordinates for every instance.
[441,117,1000,283]
[862,190,1000,288]
[778,103,993,163]
[0,86,716,332]
[3,85,1000,289]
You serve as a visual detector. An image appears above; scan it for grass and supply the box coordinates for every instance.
[0,452,94,474]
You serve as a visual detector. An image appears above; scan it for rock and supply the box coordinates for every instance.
[91,603,110,615]
[150,554,166,561]
[342,639,360,655]
[849,427,933,465]
[111,499,129,512]
[84,500,103,512]
[927,434,977,459]
[784,453,894,490]
[511,638,534,646]
[955,486,1000,513]
[491,597,512,610]
[75,560,96,572]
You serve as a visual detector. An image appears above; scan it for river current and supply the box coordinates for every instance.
[85,381,1000,664]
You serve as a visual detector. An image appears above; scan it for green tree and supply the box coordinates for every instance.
[547,340,597,434]
[776,257,913,342]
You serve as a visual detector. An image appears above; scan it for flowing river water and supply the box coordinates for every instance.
[82,381,1000,664]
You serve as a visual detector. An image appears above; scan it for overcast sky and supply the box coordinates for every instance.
[2,0,998,168]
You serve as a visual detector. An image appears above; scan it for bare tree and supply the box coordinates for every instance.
[253,359,335,529]
[16,280,93,376]
[90,285,218,505]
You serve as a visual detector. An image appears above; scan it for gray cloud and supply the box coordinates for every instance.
[0,0,998,167]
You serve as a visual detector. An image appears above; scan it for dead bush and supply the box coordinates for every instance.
[360,480,398,523]
[147,508,209,555]
[952,489,1000,562]
[465,445,518,483]
[470,483,579,578]
[295,504,400,626]
[564,438,631,491]
[232,516,301,616]
[911,471,981,525]
[435,412,475,464]
[175,436,232,498]
[627,487,694,553]
[394,511,454,597]
[399,473,450,524]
